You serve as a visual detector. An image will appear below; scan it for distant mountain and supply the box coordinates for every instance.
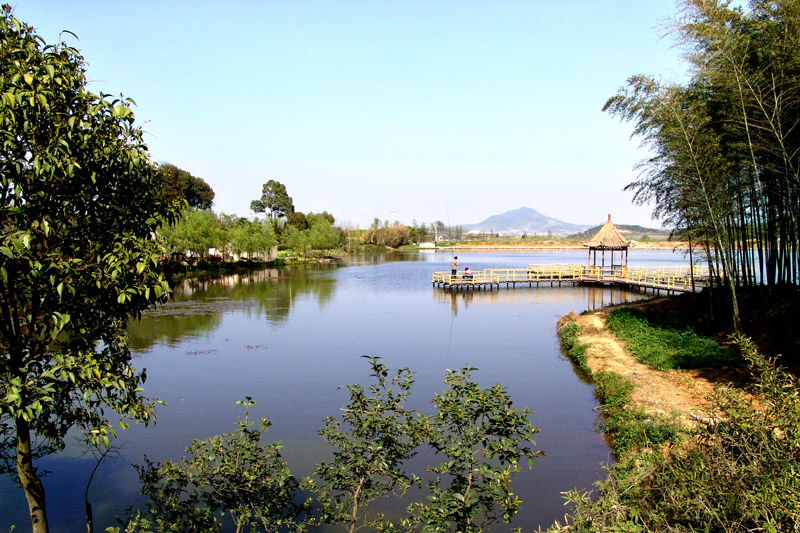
[463,207,592,236]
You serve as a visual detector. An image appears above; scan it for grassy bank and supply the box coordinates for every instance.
[555,305,800,531]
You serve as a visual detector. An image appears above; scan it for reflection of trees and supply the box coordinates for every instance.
[128,304,223,352]
[129,267,338,351]
[342,253,420,267]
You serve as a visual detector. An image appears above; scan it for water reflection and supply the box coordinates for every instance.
[435,284,650,315]
[128,266,339,352]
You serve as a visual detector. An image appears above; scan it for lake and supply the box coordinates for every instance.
[0,249,694,531]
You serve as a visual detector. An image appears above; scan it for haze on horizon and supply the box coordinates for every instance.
[13,1,692,230]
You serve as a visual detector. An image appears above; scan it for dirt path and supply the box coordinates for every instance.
[570,306,722,425]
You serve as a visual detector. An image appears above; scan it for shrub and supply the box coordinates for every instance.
[558,319,592,376]
[593,371,634,411]
[120,359,542,533]
[554,335,800,532]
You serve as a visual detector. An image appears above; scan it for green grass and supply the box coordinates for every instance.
[606,308,740,370]
[593,370,682,454]
[593,371,634,410]
[558,320,591,376]
[554,335,800,532]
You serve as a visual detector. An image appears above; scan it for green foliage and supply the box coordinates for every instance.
[605,0,800,326]
[128,360,541,533]
[305,217,343,256]
[360,221,411,248]
[555,335,800,532]
[157,163,214,210]
[280,224,308,257]
[160,212,278,262]
[225,217,276,260]
[286,211,309,231]
[592,371,634,411]
[0,6,179,529]
[593,370,680,456]
[606,308,739,370]
[557,320,591,376]
[159,208,224,258]
[133,398,307,533]
[603,408,682,456]
[403,367,543,533]
[383,224,411,248]
[306,211,335,226]
[251,180,294,219]
[312,357,422,532]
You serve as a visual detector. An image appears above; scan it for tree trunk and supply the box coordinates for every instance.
[16,416,49,533]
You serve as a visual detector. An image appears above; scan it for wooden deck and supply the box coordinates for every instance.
[433,264,709,294]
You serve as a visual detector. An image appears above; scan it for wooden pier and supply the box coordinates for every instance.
[432,264,709,294]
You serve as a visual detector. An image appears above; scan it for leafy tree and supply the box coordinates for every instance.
[159,208,223,259]
[383,223,411,248]
[433,221,446,240]
[605,76,744,331]
[286,211,309,231]
[280,224,308,257]
[0,7,179,531]
[306,211,335,226]
[403,368,543,532]
[134,398,307,533]
[306,218,342,257]
[157,163,214,210]
[123,361,542,533]
[250,179,294,220]
[605,0,800,327]
[226,217,276,260]
[313,357,421,533]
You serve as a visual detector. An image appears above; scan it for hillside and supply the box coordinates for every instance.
[568,224,671,242]
[463,207,591,236]
[461,207,665,238]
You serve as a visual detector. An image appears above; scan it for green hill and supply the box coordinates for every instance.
[568,224,671,242]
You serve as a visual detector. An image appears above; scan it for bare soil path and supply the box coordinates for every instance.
[567,301,738,426]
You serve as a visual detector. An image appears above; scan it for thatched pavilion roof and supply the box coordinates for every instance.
[584,214,631,250]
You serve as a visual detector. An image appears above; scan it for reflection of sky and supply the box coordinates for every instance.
[1,250,684,531]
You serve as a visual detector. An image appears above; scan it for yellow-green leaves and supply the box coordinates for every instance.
[0,4,178,527]
[113,104,131,118]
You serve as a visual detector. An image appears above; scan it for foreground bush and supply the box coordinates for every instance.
[113,358,542,532]
[554,334,800,532]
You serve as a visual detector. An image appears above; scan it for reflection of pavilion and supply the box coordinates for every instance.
[434,284,648,315]
[585,214,630,278]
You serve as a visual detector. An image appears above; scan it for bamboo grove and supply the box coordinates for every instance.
[604,0,800,328]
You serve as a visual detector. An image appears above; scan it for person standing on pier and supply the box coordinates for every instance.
[451,256,458,277]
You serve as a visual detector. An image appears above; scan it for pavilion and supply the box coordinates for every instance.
[584,214,631,277]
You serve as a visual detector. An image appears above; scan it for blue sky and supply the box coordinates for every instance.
[13,1,692,229]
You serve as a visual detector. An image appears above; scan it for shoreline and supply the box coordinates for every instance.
[558,303,718,428]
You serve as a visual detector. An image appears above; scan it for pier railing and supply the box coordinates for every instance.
[432,264,709,292]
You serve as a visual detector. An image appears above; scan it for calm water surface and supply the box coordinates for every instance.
[1,249,693,531]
